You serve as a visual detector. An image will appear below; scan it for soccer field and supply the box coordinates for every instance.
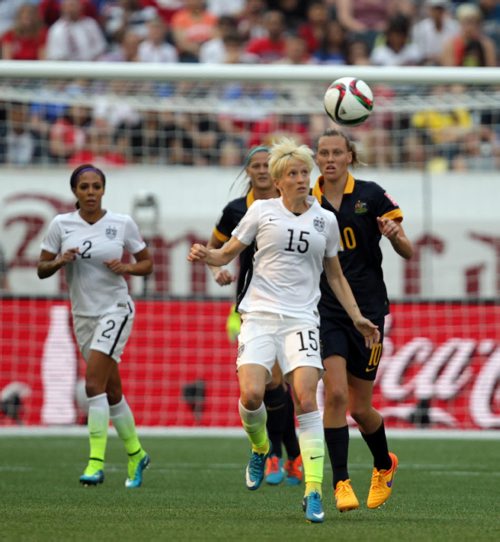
[1,435,499,541]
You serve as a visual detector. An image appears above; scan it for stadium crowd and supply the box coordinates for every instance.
[0,0,499,170]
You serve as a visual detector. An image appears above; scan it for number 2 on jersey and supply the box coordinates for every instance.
[80,240,92,259]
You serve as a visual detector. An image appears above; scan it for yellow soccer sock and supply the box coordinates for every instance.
[297,410,324,494]
[109,396,143,456]
[239,400,270,454]
[87,393,109,471]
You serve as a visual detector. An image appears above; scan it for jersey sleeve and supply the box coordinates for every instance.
[325,213,341,258]
[40,216,62,254]
[232,200,260,246]
[213,203,237,243]
[124,216,147,254]
[373,183,404,222]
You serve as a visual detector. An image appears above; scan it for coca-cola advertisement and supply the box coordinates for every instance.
[0,299,498,430]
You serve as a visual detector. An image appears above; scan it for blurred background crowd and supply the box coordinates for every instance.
[0,0,499,170]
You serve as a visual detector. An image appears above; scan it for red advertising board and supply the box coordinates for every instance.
[0,299,498,429]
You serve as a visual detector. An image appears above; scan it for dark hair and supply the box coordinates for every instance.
[70,163,106,190]
[317,128,361,167]
[70,164,106,208]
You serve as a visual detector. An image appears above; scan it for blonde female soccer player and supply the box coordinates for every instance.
[207,145,303,487]
[188,138,379,523]
[37,164,153,488]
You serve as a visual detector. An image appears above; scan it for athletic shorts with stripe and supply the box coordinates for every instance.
[73,301,135,363]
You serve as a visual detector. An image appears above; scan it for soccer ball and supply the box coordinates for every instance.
[323,77,374,126]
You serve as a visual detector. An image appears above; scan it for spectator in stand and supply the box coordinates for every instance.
[0,0,32,38]
[336,0,414,51]
[45,0,107,61]
[345,37,372,65]
[39,0,99,27]
[312,18,348,65]
[5,102,37,166]
[137,16,178,62]
[441,3,496,67]
[298,1,330,55]
[1,4,47,61]
[370,15,423,66]
[201,30,256,63]
[170,0,218,62]
[267,0,308,32]
[100,29,142,62]
[246,10,287,63]
[238,0,267,41]
[199,15,238,63]
[103,0,158,42]
[411,0,460,66]
[478,0,500,50]
[411,84,475,169]
[68,126,127,167]
[48,104,90,163]
[275,34,311,65]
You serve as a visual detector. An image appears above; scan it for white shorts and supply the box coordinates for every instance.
[237,312,323,380]
[73,301,135,363]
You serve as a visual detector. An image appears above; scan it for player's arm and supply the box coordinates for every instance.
[37,248,79,279]
[188,236,248,267]
[376,217,413,260]
[323,255,380,348]
[104,247,153,276]
[206,233,236,286]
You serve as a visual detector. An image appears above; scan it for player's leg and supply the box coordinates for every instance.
[238,363,270,490]
[323,351,359,512]
[282,384,302,485]
[348,373,398,508]
[80,349,115,486]
[107,366,149,489]
[263,363,287,485]
[321,316,359,512]
[289,366,324,523]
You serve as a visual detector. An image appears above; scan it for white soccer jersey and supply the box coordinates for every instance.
[233,196,340,322]
[41,210,146,316]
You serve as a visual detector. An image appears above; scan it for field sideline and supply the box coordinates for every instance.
[0,434,499,541]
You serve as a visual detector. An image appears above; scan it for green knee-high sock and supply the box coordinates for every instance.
[297,410,324,496]
[239,400,270,454]
[109,396,143,457]
[86,393,109,472]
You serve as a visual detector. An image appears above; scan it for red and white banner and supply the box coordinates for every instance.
[0,299,498,429]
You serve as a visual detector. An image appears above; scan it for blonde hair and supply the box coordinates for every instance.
[268,137,314,181]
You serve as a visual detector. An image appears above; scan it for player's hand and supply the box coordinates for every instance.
[104,259,128,274]
[377,217,400,241]
[59,248,79,266]
[188,243,209,263]
[226,305,241,342]
[353,317,380,348]
[214,269,236,286]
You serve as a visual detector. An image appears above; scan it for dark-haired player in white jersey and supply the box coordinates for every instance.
[207,146,303,487]
[313,129,413,512]
[188,138,380,523]
[37,164,153,489]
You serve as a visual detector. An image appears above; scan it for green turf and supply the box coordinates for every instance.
[0,435,499,541]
